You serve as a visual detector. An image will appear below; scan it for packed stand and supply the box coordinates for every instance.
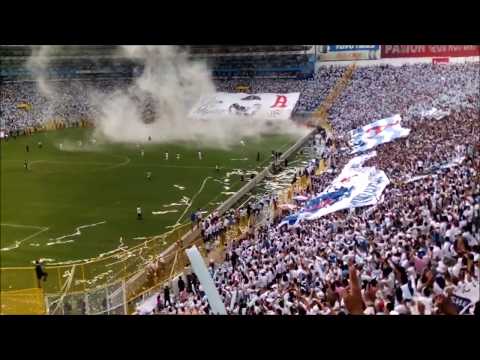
[145,63,479,315]
[148,109,479,316]
[329,63,480,134]
[0,79,131,134]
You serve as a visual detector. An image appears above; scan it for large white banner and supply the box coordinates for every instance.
[188,92,300,120]
[279,152,390,225]
[349,114,411,154]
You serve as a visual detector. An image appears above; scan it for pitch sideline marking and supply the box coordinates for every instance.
[46,221,107,246]
[170,176,212,227]
[0,225,50,251]
[103,156,131,170]
[3,159,237,170]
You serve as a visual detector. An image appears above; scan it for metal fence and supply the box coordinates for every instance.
[0,223,192,314]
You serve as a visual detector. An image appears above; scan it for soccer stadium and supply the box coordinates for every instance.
[0,45,479,315]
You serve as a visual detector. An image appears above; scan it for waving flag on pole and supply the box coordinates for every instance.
[277,213,300,228]
[349,114,410,154]
[278,152,390,223]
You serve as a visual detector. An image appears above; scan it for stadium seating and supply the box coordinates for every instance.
[1,54,479,315]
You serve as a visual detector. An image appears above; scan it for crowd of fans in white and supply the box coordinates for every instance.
[1,62,479,315]
[143,62,480,315]
[0,79,131,133]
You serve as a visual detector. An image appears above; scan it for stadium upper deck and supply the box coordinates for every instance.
[0,45,316,80]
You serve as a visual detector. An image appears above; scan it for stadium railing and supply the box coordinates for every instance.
[0,222,192,314]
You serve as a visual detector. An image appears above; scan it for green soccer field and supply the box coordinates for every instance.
[0,128,299,268]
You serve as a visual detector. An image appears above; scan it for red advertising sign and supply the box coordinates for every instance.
[382,45,480,58]
[432,57,450,64]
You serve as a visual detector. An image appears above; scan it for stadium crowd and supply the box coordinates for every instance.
[1,61,479,315]
[0,79,131,134]
[139,63,479,315]
[2,63,479,136]
[328,63,480,133]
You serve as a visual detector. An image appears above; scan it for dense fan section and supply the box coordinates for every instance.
[134,63,480,316]
[1,46,479,315]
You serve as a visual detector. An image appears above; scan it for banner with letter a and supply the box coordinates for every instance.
[188,92,300,121]
[348,114,411,154]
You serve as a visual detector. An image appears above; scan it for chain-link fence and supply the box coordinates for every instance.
[45,278,126,315]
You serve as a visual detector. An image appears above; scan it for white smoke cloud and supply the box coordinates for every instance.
[92,45,308,148]
[26,45,308,147]
[26,45,57,98]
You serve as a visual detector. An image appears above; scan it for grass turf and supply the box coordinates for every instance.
[1,128,298,268]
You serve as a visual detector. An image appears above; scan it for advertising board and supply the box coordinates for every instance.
[381,45,480,58]
[318,45,380,61]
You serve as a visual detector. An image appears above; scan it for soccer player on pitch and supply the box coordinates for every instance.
[198,151,202,160]
[146,171,152,181]
[165,152,169,160]
[137,206,143,220]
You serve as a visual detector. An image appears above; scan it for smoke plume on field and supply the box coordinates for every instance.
[91,46,308,148]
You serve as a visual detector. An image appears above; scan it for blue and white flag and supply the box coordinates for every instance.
[291,153,390,220]
[277,213,301,228]
[349,114,411,154]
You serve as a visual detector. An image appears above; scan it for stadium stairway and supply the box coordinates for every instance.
[310,63,356,133]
